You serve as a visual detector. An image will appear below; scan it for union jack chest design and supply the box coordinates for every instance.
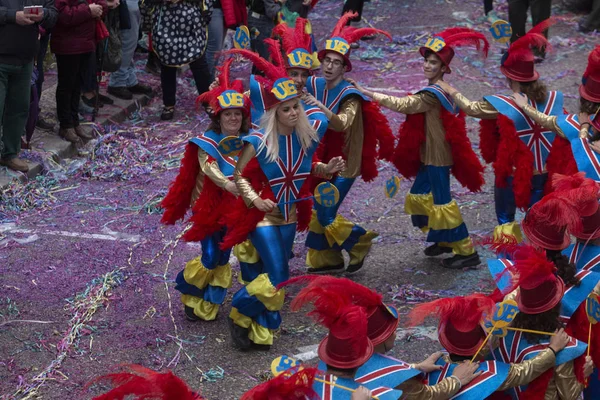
[563,242,600,273]
[307,76,367,114]
[420,84,459,114]
[485,91,563,173]
[487,258,515,295]
[189,131,240,179]
[427,359,510,400]
[243,131,318,221]
[318,354,420,390]
[556,113,600,182]
[313,374,402,400]
[560,269,600,323]
[492,330,587,399]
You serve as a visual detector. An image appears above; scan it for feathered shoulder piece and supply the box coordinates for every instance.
[196,57,250,116]
[407,293,495,332]
[227,40,289,92]
[87,364,202,400]
[583,45,600,83]
[436,27,489,57]
[273,17,312,54]
[504,19,554,64]
[329,11,392,45]
[241,367,320,400]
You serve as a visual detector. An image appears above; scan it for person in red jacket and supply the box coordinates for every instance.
[51,0,107,144]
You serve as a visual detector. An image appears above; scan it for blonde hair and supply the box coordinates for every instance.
[257,100,318,163]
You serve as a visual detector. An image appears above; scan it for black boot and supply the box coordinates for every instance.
[424,243,453,257]
[442,252,481,269]
[228,318,251,350]
[184,306,201,321]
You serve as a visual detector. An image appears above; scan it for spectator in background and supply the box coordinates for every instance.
[247,0,281,63]
[206,0,246,79]
[107,0,152,100]
[508,0,551,45]
[283,0,313,18]
[578,0,600,33]
[51,0,107,144]
[0,0,58,172]
[35,26,56,130]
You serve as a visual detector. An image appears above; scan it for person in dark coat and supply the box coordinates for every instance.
[51,0,107,144]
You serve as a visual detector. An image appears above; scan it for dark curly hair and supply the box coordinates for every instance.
[520,80,548,104]
[580,97,600,115]
[207,114,250,135]
[546,249,580,287]
[512,303,562,342]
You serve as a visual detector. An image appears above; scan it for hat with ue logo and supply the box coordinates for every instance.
[419,27,489,74]
[196,58,250,117]
[273,17,316,71]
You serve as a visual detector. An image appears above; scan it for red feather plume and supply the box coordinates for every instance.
[195,57,250,116]
[436,27,490,57]
[510,243,557,289]
[241,367,320,400]
[407,293,495,332]
[87,364,202,400]
[226,48,288,91]
[526,193,584,234]
[273,18,312,54]
[329,11,392,45]
[505,19,555,65]
[331,11,358,38]
[583,45,600,80]
[551,172,599,217]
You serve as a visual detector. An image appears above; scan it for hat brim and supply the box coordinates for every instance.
[317,336,373,370]
[437,321,484,357]
[418,47,452,74]
[317,49,352,72]
[500,66,539,82]
[521,220,571,251]
[579,84,600,104]
[369,306,400,346]
[516,277,565,314]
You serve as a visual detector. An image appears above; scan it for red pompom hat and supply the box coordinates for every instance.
[318,11,391,72]
[272,18,315,71]
[419,27,489,74]
[500,19,554,82]
[581,46,600,103]
[551,172,600,240]
[290,283,373,369]
[196,57,251,118]
[240,367,320,400]
[281,276,399,346]
[521,192,581,250]
[227,40,300,110]
[407,293,495,357]
[86,364,203,400]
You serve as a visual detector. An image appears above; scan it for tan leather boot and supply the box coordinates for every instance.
[0,157,29,172]
[74,126,94,141]
[59,128,82,144]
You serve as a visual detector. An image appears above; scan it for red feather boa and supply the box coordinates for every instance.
[161,143,200,225]
[493,115,534,209]
[393,113,426,179]
[442,109,485,192]
[521,368,553,400]
[479,119,500,164]
[361,100,395,181]
[544,136,578,194]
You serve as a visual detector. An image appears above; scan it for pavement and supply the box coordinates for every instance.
[1,0,599,399]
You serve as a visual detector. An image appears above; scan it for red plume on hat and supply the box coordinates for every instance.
[87,364,202,400]
[580,45,600,102]
[501,19,554,82]
[407,293,495,356]
[552,172,600,239]
[240,367,320,400]
[273,18,313,57]
[419,27,489,74]
[291,284,373,369]
[196,57,250,117]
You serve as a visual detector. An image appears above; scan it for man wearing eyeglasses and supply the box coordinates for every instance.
[302,12,394,276]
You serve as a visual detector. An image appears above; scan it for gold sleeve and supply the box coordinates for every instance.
[580,123,592,139]
[593,280,600,295]
[521,104,565,138]
[451,93,498,119]
[329,97,361,132]
[372,92,436,115]
[397,376,461,400]
[312,162,332,179]
[234,144,260,207]
[497,348,555,391]
[198,148,230,189]
[554,361,585,400]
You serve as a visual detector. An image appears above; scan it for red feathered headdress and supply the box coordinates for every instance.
[290,284,373,369]
[318,11,392,72]
[500,19,554,82]
[273,18,315,70]
[241,367,320,400]
[419,27,489,73]
[407,293,495,356]
[552,172,600,239]
[196,57,250,117]
[227,41,300,109]
[87,364,202,400]
[580,45,600,103]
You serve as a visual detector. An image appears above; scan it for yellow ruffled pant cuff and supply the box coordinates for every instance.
[234,240,261,264]
[246,273,285,311]
[440,237,475,256]
[306,248,344,269]
[183,258,233,290]
[428,200,464,230]
[493,222,523,243]
[404,193,433,217]
[181,294,220,321]
[349,230,379,265]
[229,307,274,345]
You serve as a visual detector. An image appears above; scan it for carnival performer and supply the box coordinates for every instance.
[160,59,250,322]
[486,243,593,399]
[407,292,572,400]
[437,20,575,242]
[218,49,344,351]
[351,27,487,269]
[303,11,396,275]
[510,45,600,183]
[288,281,403,399]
